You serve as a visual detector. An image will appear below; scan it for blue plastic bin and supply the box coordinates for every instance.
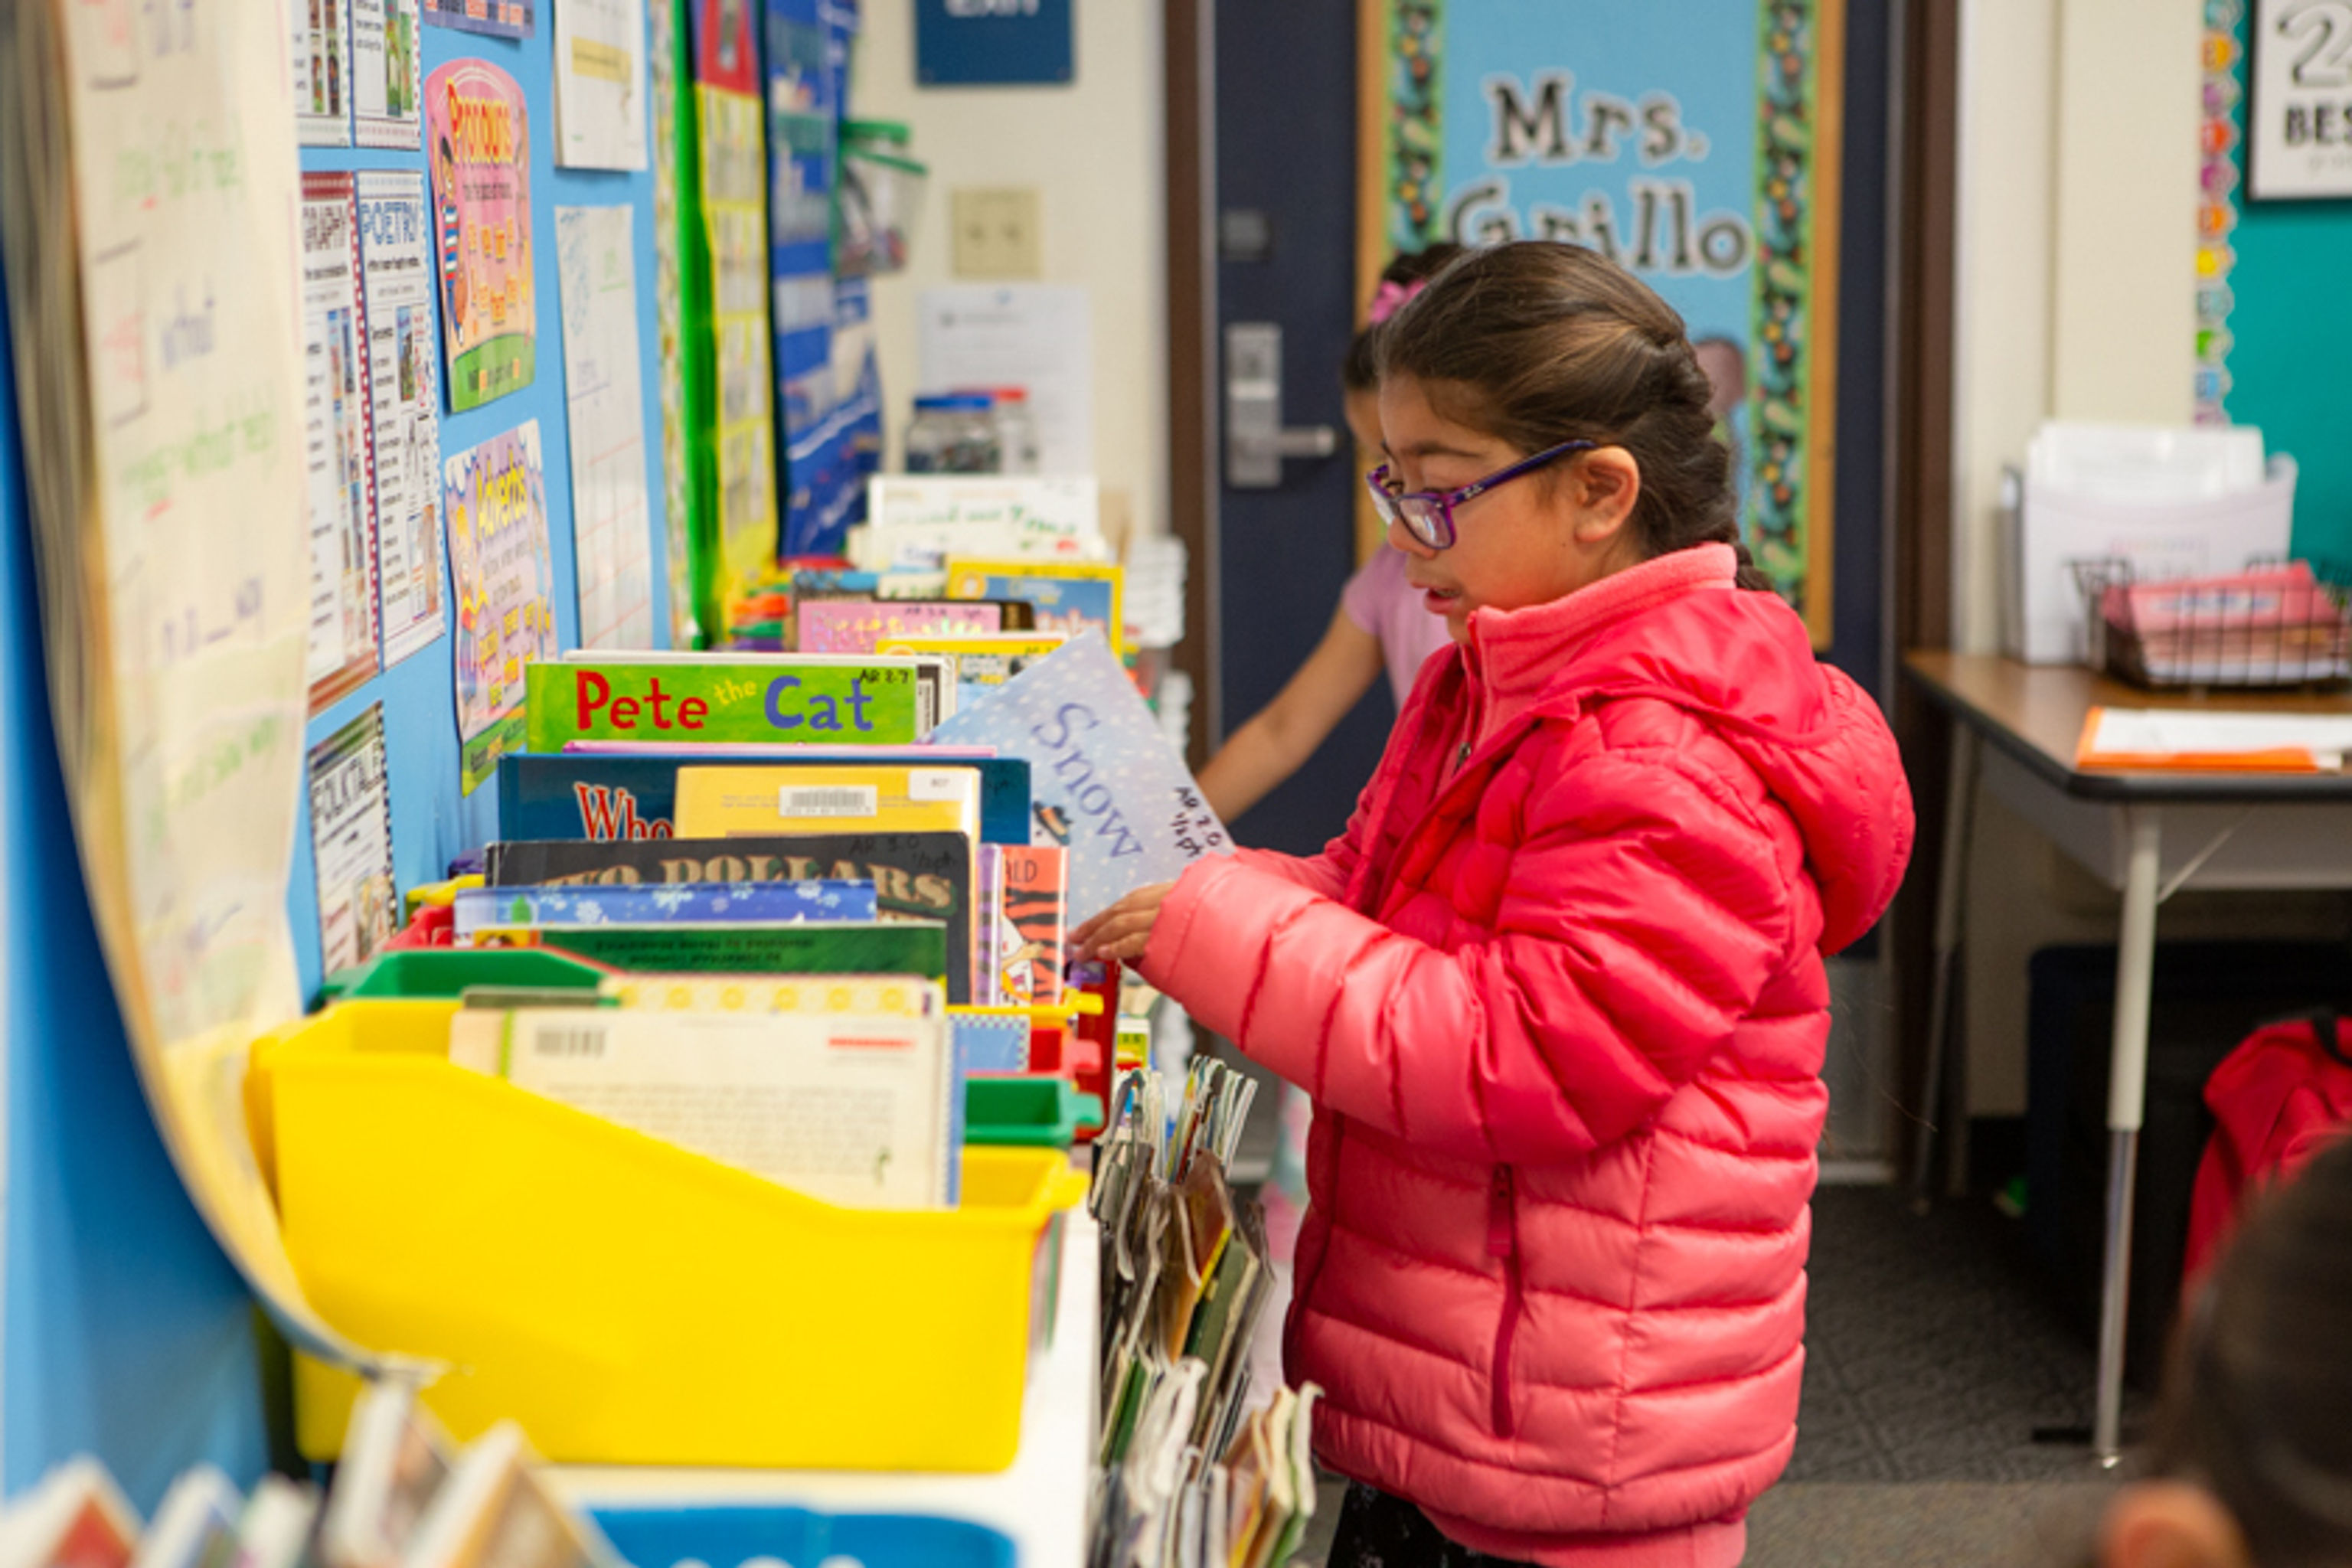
[589,1504,1017,1568]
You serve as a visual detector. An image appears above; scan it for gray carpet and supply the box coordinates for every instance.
[1294,1187,2141,1563]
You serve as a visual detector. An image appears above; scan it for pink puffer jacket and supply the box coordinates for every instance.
[1141,544,1913,1566]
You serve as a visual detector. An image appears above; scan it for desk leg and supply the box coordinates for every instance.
[1909,726,1980,1204]
[2095,808,2163,1467]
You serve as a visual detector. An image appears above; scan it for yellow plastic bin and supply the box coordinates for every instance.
[250,1000,1087,1472]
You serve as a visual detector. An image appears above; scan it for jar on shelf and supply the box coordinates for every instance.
[965,386,1040,475]
[903,393,1002,473]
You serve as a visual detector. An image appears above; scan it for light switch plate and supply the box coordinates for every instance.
[952,187,1043,279]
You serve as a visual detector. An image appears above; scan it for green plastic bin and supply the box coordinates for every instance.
[319,949,612,1003]
[964,1076,1103,1148]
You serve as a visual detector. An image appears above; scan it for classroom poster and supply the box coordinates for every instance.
[307,704,399,975]
[356,172,450,665]
[556,0,652,170]
[28,0,371,1360]
[445,423,560,792]
[555,205,657,648]
[351,0,423,150]
[1370,0,1843,644]
[424,0,537,38]
[693,0,781,624]
[649,0,696,642]
[295,0,354,146]
[427,60,537,411]
[299,175,383,712]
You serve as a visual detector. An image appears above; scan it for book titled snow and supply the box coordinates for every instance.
[452,880,878,942]
[927,631,1233,923]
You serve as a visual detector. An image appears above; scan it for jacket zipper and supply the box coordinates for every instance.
[1488,1163,1524,1439]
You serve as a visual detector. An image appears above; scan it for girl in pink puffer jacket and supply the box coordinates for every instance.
[1076,243,1913,1566]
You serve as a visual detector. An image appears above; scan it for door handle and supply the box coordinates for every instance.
[1224,322,1340,489]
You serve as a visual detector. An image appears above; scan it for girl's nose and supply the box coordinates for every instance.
[1387,516,1438,558]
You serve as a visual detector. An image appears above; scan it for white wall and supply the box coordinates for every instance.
[852,1,1169,541]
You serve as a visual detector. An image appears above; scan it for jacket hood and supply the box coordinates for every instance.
[1465,549,1913,953]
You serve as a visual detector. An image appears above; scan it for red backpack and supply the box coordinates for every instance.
[2184,1011,2352,1292]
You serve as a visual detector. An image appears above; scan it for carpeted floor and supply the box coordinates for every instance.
[1295,1187,2142,1565]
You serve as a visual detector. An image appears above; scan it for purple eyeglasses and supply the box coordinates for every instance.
[1364,438,1598,550]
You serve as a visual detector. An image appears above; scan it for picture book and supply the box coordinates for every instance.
[949,1009,1033,1074]
[470,921,950,988]
[794,598,1008,654]
[946,559,1125,656]
[126,1470,240,1568]
[526,655,940,750]
[452,881,878,942]
[496,753,1034,846]
[673,764,982,845]
[879,632,1067,711]
[929,632,1235,923]
[449,1007,957,1207]
[603,974,944,1019]
[233,1480,321,1568]
[987,843,1067,1007]
[318,1381,451,1568]
[858,475,1104,570]
[488,832,973,1001]
[399,1425,615,1568]
[0,1461,140,1568]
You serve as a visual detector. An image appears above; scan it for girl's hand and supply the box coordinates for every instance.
[1071,882,1177,964]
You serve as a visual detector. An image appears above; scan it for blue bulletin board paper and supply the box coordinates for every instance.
[916,0,1073,87]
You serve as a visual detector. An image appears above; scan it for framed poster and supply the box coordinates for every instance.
[1360,0,1844,646]
[427,59,537,411]
[2249,0,2352,199]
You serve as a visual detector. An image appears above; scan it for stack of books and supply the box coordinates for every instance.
[0,1387,609,1568]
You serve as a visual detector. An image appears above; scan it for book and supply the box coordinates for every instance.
[986,843,1067,1007]
[794,598,1014,654]
[452,881,878,942]
[128,1471,240,1568]
[487,833,974,1002]
[449,1007,958,1208]
[525,655,942,750]
[233,1481,320,1568]
[319,1382,452,1568]
[398,1425,614,1568]
[858,476,1104,570]
[945,559,1125,656]
[929,632,1236,923]
[674,764,983,846]
[879,632,1067,712]
[603,974,944,1019]
[473,922,951,988]
[0,1461,140,1568]
[949,1008,1033,1073]
[495,753,1034,847]
[2075,706,2352,773]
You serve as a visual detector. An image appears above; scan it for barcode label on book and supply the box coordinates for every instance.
[532,1025,609,1059]
[779,786,881,818]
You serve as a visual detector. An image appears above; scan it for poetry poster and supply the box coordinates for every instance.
[427,59,537,411]
[445,423,560,792]
[355,171,449,665]
[299,173,382,710]
[307,705,398,974]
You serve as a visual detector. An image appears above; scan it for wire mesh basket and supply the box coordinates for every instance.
[2069,557,2352,690]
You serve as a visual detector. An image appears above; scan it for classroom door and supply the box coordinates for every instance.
[1210,0,1393,858]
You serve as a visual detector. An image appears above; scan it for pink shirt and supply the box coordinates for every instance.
[1340,547,1457,707]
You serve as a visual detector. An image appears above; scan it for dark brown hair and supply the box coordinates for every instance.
[1374,241,1769,590]
[1341,244,1467,393]
[2138,1132,2352,1566]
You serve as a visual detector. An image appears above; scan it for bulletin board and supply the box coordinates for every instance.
[1357,0,1844,647]
[287,11,675,1002]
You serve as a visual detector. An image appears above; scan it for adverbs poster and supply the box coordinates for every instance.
[427,60,537,411]
[299,174,383,711]
[355,171,450,666]
[555,205,656,648]
[424,0,536,38]
[1372,0,1843,643]
[445,423,560,792]
[307,704,399,974]
[295,0,354,146]
[555,0,651,170]
[351,0,423,150]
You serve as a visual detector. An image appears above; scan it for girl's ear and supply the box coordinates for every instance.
[2099,1483,2253,1568]
[1567,446,1642,549]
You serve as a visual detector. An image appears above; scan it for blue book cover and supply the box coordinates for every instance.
[928,631,1235,923]
[496,753,1034,845]
[453,880,879,940]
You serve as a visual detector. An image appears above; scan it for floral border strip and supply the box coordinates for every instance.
[1385,0,1444,254]
[1747,0,1822,606]
[2195,0,2243,426]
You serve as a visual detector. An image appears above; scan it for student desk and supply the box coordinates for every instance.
[552,1205,1100,1564]
[1904,652,2352,1465]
